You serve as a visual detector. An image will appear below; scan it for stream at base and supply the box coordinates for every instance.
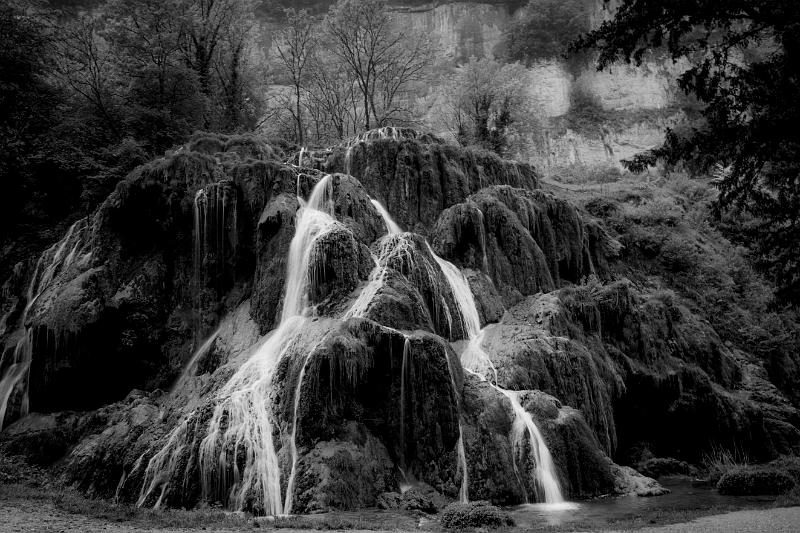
[508,478,777,529]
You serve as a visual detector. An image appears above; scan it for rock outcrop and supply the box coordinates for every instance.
[0,129,797,516]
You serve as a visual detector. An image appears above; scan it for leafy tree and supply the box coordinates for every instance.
[103,0,204,151]
[576,0,800,304]
[444,57,528,155]
[500,0,592,64]
[0,2,61,235]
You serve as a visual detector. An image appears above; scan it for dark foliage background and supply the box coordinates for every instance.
[576,0,800,305]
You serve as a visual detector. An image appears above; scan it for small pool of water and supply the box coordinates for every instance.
[509,478,777,529]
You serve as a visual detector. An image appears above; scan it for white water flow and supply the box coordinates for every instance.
[435,262,566,505]
[366,201,469,502]
[0,219,90,430]
[370,199,403,235]
[498,387,565,505]
[399,337,410,472]
[283,332,330,515]
[170,327,220,394]
[139,176,338,514]
[426,232,565,504]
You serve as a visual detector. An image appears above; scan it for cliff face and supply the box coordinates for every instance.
[370,1,687,168]
[0,130,797,514]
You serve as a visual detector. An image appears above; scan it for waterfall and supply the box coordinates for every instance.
[141,175,337,515]
[199,174,335,513]
[170,327,220,394]
[192,181,238,345]
[344,146,353,176]
[399,337,411,470]
[371,199,403,235]
[368,201,564,505]
[498,388,564,504]
[367,200,469,502]
[283,332,331,515]
[0,219,90,430]
[432,251,565,504]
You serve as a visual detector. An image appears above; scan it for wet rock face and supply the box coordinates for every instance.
[484,281,800,465]
[432,186,617,307]
[1,135,290,422]
[1,128,798,515]
[326,137,538,234]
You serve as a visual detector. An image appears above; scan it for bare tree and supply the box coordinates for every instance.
[274,9,316,145]
[52,14,121,137]
[306,46,362,143]
[325,0,432,131]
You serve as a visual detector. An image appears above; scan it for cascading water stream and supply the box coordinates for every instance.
[367,199,470,502]
[140,175,337,515]
[430,251,566,505]
[0,219,90,430]
[499,388,564,505]
[171,327,220,394]
[368,200,565,505]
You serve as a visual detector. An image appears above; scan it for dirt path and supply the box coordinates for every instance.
[0,496,797,533]
[600,506,800,533]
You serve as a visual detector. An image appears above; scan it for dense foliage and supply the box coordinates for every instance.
[0,0,264,271]
[500,0,592,64]
[440,57,529,155]
[576,0,800,304]
[717,466,795,496]
[440,501,515,529]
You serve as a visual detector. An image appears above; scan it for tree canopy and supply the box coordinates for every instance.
[576,0,800,304]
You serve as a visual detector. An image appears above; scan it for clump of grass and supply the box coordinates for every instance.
[702,445,750,483]
[440,501,515,530]
[775,485,800,508]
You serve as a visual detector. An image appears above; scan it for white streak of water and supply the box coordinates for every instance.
[0,219,90,429]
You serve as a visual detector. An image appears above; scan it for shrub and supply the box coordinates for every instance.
[440,501,515,530]
[717,467,795,496]
[769,456,800,484]
[660,237,700,273]
[775,485,800,508]
[550,164,622,185]
[637,457,695,479]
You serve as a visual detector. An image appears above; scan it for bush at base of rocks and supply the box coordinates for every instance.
[636,457,696,479]
[717,467,795,495]
[440,501,515,529]
[775,485,800,508]
[376,490,436,513]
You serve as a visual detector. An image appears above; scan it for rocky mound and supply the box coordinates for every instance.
[0,130,797,515]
